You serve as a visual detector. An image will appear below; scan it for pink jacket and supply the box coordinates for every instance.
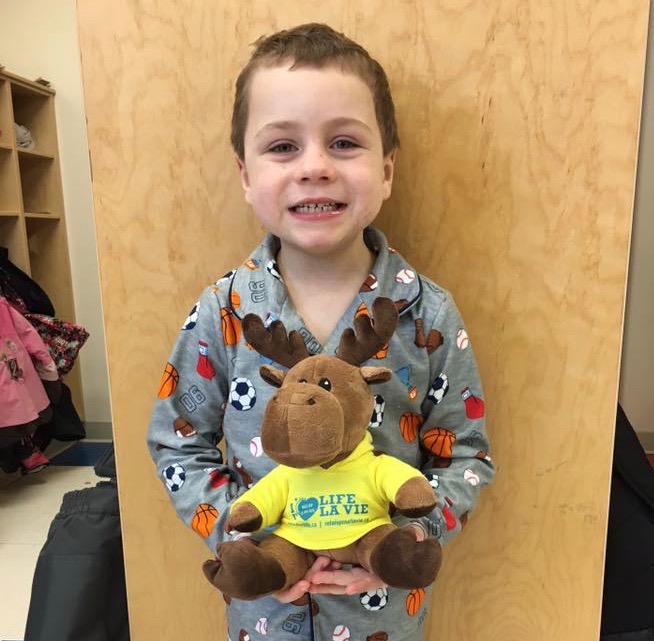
[0,297,58,428]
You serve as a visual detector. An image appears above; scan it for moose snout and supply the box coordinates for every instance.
[289,391,318,406]
[261,383,344,467]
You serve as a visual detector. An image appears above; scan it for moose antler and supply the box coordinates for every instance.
[242,314,311,369]
[337,297,399,366]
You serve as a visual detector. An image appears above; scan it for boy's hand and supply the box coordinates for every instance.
[273,556,333,603]
[309,564,386,595]
[306,523,426,596]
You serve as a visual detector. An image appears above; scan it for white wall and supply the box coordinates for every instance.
[619,0,654,449]
[0,0,111,423]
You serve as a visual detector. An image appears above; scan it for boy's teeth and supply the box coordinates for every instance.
[294,202,339,214]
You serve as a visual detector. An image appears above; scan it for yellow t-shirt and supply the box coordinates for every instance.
[232,432,423,549]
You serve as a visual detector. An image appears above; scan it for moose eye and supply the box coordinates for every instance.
[298,378,307,384]
[318,378,332,392]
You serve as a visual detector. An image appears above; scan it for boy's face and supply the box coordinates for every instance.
[237,63,395,258]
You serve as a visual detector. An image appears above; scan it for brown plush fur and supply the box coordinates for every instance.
[203,298,442,600]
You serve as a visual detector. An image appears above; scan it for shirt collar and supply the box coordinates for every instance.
[227,226,422,323]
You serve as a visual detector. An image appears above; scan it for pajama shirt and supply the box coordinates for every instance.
[147,226,495,641]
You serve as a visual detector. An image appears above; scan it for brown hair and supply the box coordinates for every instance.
[231,23,399,160]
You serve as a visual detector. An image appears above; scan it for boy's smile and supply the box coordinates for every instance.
[238,64,395,260]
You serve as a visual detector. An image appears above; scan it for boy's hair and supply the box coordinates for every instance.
[231,23,400,160]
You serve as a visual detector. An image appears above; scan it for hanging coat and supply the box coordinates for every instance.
[0,297,58,428]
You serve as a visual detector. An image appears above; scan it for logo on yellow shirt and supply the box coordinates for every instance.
[289,493,370,525]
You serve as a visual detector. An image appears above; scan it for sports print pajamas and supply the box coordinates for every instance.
[147,226,495,641]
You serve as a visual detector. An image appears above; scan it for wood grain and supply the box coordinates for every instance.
[76,1,649,639]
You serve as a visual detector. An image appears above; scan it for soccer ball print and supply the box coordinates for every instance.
[163,463,186,492]
[229,377,257,411]
[266,259,282,281]
[427,373,449,404]
[369,395,385,428]
[425,472,440,490]
[182,301,200,330]
[359,588,388,611]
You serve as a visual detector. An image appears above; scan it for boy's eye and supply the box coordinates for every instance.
[269,142,296,154]
[331,139,357,150]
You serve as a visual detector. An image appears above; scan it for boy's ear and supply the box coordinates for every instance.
[382,151,396,200]
[235,155,252,205]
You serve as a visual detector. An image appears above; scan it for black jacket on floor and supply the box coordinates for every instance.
[600,405,654,640]
[24,447,129,641]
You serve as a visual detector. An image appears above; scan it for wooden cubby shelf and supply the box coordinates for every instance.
[0,67,84,417]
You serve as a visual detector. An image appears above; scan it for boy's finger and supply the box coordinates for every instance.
[345,580,385,595]
[273,580,310,603]
[310,569,355,586]
[308,583,349,595]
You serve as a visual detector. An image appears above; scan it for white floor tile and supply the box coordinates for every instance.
[0,542,42,640]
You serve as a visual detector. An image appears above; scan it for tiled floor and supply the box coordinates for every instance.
[0,441,110,641]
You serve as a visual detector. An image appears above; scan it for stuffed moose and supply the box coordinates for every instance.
[202,297,442,600]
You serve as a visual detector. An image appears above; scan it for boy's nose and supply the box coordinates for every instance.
[297,145,336,182]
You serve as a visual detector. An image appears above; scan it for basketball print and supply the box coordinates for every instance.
[157,362,179,399]
[405,588,425,616]
[355,301,369,318]
[399,412,422,442]
[191,503,219,538]
[421,428,456,458]
[221,307,241,346]
[231,289,241,308]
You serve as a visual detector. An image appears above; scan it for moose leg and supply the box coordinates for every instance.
[356,524,443,589]
[203,535,314,600]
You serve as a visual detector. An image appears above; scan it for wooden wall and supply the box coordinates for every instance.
[76,1,649,639]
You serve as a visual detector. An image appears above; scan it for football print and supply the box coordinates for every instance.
[229,378,257,411]
[359,588,388,611]
[369,395,385,428]
[163,463,186,492]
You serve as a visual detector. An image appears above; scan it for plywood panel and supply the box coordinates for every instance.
[77,1,649,639]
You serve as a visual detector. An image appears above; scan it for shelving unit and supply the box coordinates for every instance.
[0,67,84,417]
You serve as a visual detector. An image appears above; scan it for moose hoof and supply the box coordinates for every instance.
[203,541,286,600]
[370,528,442,589]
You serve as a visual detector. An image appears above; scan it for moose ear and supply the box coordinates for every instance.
[360,366,393,385]
[260,364,286,388]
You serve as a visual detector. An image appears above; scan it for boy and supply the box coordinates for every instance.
[148,23,494,641]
